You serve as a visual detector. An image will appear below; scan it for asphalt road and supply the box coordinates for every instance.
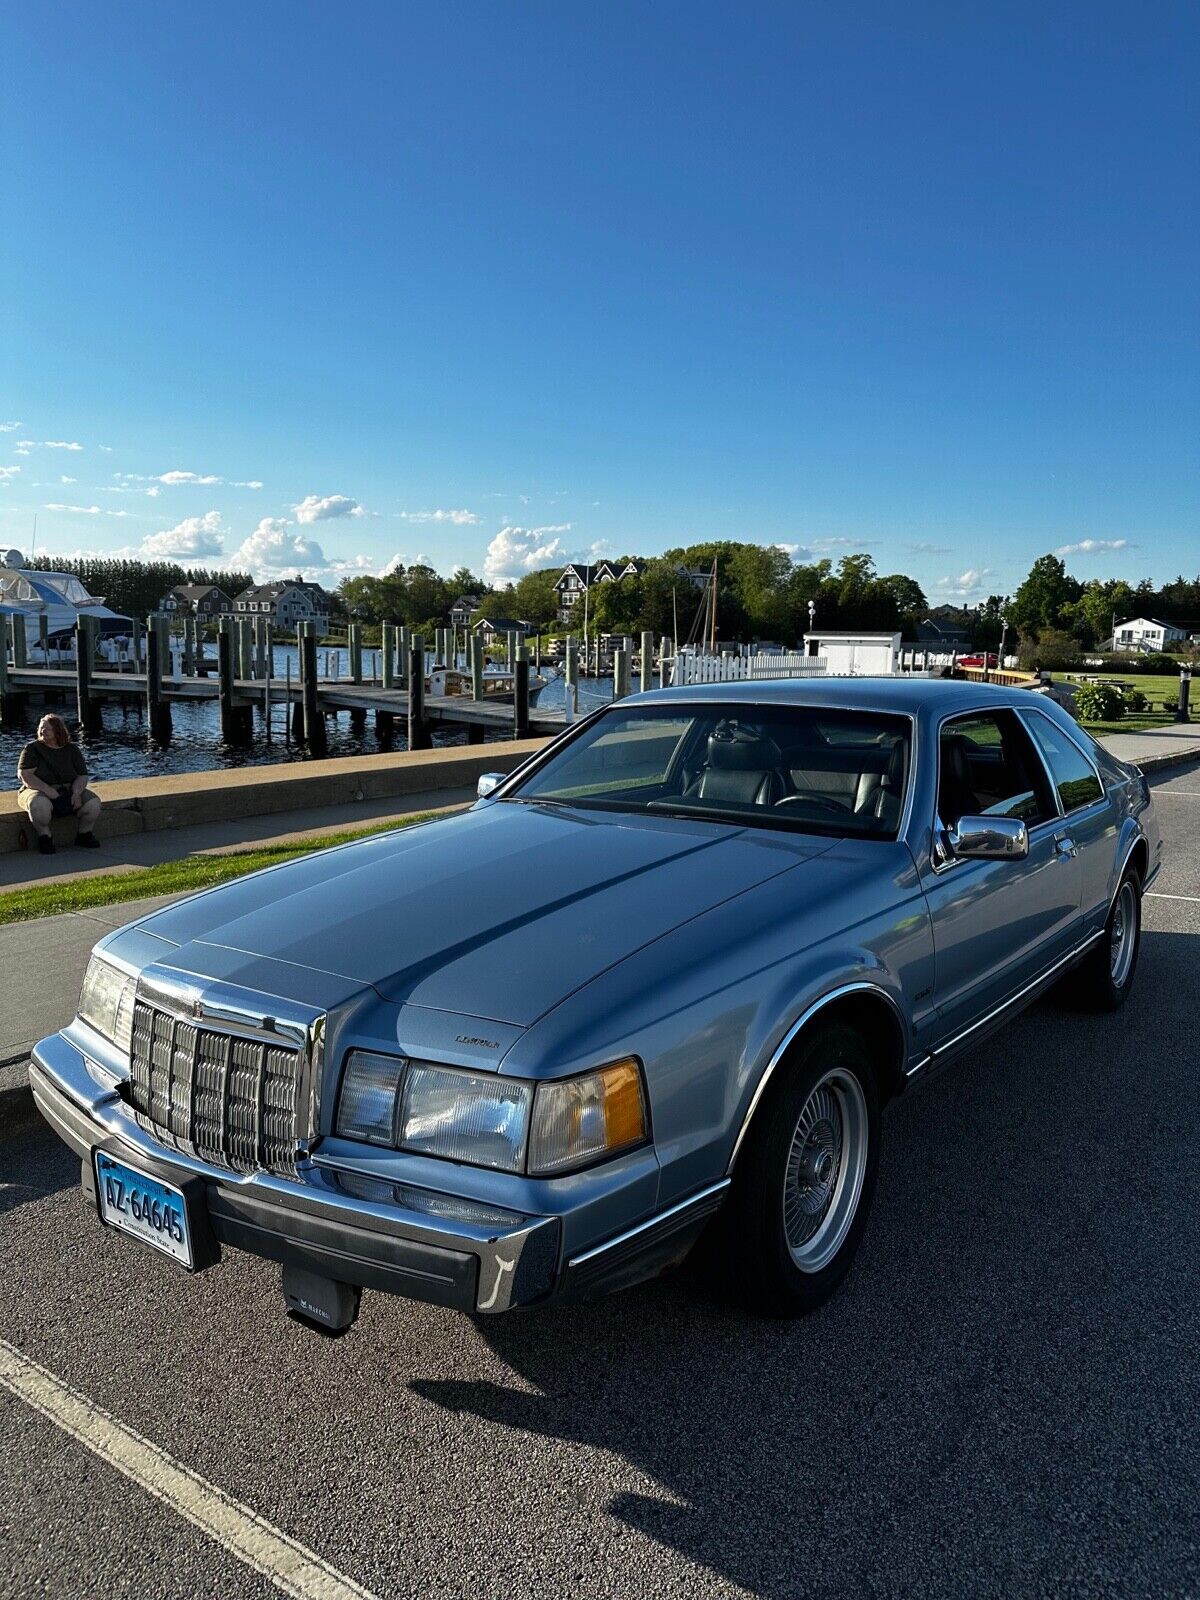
[2,765,1198,1599]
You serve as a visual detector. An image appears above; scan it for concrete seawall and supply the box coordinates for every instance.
[0,739,549,854]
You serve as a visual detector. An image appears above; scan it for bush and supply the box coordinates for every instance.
[1073,681,1126,721]
[1124,688,1148,714]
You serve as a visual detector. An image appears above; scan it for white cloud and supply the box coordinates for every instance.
[1054,538,1131,556]
[98,444,113,452]
[142,510,225,558]
[145,486,160,497]
[905,541,952,554]
[44,440,83,451]
[293,493,365,524]
[232,480,264,489]
[935,567,997,600]
[484,523,572,584]
[15,441,32,455]
[0,466,20,484]
[157,470,221,486]
[44,502,103,515]
[398,508,481,525]
[232,516,328,574]
[0,421,22,432]
[59,474,77,484]
[775,542,813,559]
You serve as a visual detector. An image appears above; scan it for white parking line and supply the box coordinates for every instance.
[1146,892,1200,903]
[0,1339,380,1600]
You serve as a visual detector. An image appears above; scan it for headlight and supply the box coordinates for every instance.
[79,954,137,1054]
[399,1064,533,1173]
[335,1052,650,1176]
[528,1059,648,1176]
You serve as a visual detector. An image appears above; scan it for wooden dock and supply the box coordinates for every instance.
[0,664,567,742]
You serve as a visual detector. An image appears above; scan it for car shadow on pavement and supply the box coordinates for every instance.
[0,1111,78,1220]
[412,930,1199,1598]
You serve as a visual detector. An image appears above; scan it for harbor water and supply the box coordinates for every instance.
[0,645,646,791]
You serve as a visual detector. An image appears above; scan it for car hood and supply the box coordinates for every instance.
[134,802,831,1027]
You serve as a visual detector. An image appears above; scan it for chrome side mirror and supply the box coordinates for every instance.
[476,772,505,799]
[947,815,1029,861]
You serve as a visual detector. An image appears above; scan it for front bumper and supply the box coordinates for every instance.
[30,1030,728,1315]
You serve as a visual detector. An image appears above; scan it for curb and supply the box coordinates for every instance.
[1131,748,1200,774]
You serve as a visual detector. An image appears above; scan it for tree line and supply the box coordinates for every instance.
[1007,556,1200,654]
[37,557,255,622]
[32,548,1199,655]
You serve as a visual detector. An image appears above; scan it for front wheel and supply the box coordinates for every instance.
[725,1023,881,1317]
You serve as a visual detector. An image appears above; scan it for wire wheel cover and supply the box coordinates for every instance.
[782,1066,869,1273]
[1110,881,1137,987]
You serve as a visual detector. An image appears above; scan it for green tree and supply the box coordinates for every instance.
[510,568,559,627]
[1009,554,1082,640]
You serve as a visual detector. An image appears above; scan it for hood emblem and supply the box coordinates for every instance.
[456,1034,500,1049]
[192,999,204,1020]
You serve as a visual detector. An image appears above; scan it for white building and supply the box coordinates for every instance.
[802,631,901,676]
[1111,617,1196,654]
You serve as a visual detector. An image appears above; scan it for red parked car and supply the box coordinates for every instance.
[959,652,1000,669]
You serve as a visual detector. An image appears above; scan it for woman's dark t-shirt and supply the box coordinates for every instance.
[18,740,88,793]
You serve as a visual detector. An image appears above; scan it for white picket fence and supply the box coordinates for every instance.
[671,651,829,686]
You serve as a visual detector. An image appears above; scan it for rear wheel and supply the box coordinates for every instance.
[726,1023,881,1317]
[1070,869,1142,1012]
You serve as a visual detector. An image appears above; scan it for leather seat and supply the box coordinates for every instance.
[685,728,783,807]
[939,734,978,825]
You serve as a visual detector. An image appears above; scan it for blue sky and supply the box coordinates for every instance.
[2,2,1196,604]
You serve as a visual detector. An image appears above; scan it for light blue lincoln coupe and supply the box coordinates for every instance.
[31,678,1160,1332]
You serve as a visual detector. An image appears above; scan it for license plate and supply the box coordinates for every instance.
[94,1150,194,1269]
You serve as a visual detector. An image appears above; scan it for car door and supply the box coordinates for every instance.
[1020,707,1116,936]
[918,707,1082,1052]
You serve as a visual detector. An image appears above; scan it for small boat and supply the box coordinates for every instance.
[426,664,550,703]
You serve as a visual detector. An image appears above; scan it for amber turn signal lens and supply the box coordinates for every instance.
[527,1057,649,1176]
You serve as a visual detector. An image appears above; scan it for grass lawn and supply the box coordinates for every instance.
[1053,671,1186,734]
[0,809,456,927]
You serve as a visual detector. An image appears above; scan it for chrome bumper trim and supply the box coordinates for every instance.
[29,1030,558,1314]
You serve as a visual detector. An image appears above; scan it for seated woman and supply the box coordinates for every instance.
[17,714,102,856]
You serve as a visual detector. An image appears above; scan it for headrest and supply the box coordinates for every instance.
[706,726,782,771]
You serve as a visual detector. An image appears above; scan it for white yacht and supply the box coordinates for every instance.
[0,548,131,656]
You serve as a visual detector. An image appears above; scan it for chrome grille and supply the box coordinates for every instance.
[129,999,301,1174]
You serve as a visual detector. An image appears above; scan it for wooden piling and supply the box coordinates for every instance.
[398,626,410,688]
[564,635,579,721]
[640,630,654,695]
[514,648,530,740]
[217,622,237,743]
[146,620,173,743]
[11,612,27,670]
[76,617,101,734]
[613,647,631,700]
[0,616,9,723]
[381,622,395,689]
[470,633,485,700]
[506,631,518,673]
[408,641,431,750]
[349,622,363,685]
[38,614,49,663]
[301,631,325,753]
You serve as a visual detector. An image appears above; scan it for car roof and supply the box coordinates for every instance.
[635,675,1032,716]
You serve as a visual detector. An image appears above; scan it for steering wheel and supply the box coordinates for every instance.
[775,793,853,816]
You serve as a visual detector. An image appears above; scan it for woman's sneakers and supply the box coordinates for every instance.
[37,834,56,855]
[76,831,101,849]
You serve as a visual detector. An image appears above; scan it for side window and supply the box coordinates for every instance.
[1025,714,1104,812]
[938,711,1056,829]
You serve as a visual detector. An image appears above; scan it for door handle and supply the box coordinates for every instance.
[1054,835,1078,859]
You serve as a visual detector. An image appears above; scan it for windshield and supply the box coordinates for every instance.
[507,702,911,839]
